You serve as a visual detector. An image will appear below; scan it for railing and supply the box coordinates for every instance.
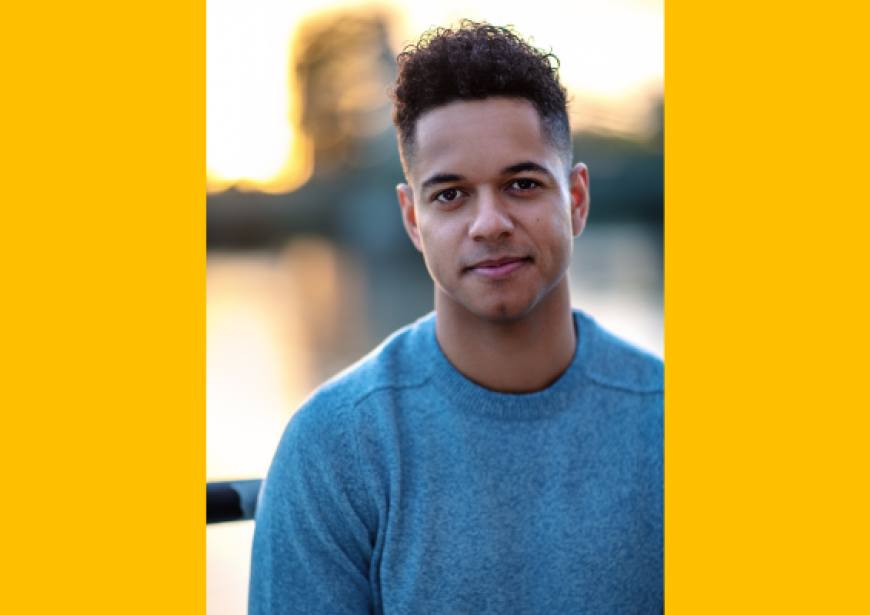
[206,479,262,524]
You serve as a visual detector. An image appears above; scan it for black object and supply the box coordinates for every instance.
[207,479,263,524]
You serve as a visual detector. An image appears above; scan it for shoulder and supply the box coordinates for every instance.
[575,310,663,395]
[264,315,438,508]
[281,313,438,440]
[312,312,436,408]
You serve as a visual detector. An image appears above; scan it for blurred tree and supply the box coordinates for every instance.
[572,96,663,225]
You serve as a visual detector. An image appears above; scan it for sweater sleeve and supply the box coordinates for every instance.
[248,400,376,614]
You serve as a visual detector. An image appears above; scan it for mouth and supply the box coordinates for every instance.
[465,256,532,279]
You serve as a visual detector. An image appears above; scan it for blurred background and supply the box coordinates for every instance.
[207,0,662,612]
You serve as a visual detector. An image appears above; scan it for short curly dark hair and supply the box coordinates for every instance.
[390,20,572,176]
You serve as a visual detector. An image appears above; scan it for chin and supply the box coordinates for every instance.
[467,297,540,325]
[435,279,556,325]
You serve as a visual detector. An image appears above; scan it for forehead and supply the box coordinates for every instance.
[411,98,560,185]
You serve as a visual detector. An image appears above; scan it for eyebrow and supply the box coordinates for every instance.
[421,173,465,191]
[502,161,555,180]
[420,161,554,191]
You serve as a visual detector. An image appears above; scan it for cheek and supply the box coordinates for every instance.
[418,221,458,272]
[534,209,573,259]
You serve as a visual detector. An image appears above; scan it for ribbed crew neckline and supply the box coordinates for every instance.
[416,311,590,421]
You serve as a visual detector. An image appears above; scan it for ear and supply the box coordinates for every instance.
[397,183,423,252]
[569,162,590,238]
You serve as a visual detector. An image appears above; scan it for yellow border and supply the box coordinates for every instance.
[2,2,202,611]
[666,1,869,612]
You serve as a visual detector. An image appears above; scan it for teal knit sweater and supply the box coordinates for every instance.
[249,310,663,614]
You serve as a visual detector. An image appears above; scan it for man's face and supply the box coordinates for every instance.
[397,97,589,324]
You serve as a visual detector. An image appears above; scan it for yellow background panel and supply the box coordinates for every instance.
[1,1,201,612]
[666,0,869,612]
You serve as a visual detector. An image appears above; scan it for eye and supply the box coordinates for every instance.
[434,188,465,203]
[509,178,541,191]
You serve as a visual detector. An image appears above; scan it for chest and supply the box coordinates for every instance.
[367,421,662,614]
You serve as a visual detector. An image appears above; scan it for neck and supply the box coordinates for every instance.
[434,279,576,394]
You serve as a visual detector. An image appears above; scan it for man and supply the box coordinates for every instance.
[250,21,663,614]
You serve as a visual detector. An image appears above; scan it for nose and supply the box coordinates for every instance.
[468,190,514,241]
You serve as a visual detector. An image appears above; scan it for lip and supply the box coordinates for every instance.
[466,257,531,279]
